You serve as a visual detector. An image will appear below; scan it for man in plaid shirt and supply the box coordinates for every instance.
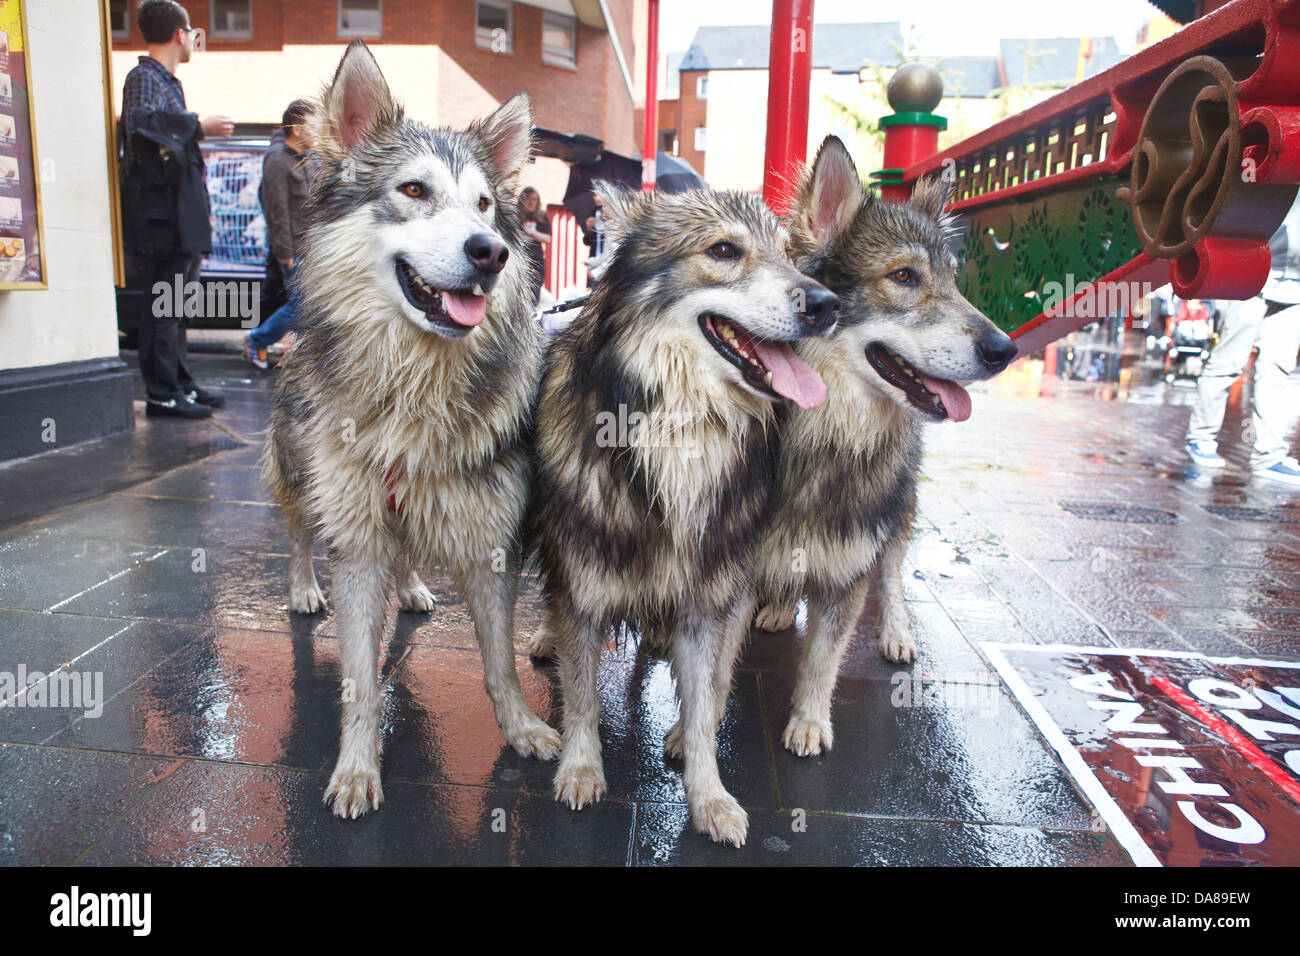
[120,0,233,418]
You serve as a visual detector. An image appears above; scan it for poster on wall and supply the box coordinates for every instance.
[0,0,45,289]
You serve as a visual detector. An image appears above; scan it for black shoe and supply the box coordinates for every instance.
[187,387,226,408]
[146,397,213,419]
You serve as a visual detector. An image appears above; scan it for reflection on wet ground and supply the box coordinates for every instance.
[0,348,1296,865]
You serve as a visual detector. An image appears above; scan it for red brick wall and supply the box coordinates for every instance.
[114,1,634,150]
[678,68,707,173]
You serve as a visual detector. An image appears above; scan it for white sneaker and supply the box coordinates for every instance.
[1253,457,1300,486]
[1185,440,1226,469]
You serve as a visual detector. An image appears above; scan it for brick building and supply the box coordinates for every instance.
[109,0,647,200]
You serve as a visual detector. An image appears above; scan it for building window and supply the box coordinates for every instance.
[109,0,130,39]
[694,127,707,152]
[339,0,382,38]
[541,12,576,67]
[211,0,252,40]
[696,76,708,99]
[476,1,513,54]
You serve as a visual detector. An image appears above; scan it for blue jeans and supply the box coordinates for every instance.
[248,263,299,348]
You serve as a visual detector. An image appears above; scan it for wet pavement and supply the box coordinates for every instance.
[0,339,1297,866]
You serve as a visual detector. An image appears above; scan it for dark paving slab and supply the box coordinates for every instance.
[81,759,634,866]
[0,534,172,613]
[761,671,1098,830]
[124,460,271,504]
[633,803,1129,866]
[52,547,328,632]
[46,628,344,770]
[0,744,178,865]
[0,613,196,744]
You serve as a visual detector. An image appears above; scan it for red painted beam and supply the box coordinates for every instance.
[762,0,814,213]
[642,0,660,191]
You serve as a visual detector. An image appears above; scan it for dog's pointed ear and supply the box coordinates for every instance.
[910,173,952,222]
[473,92,534,186]
[592,181,639,243]
[795,136,863,246]
[318,40,398,154]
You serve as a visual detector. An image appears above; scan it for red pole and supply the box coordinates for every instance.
[642,0,660,191]
[762,0,814,213]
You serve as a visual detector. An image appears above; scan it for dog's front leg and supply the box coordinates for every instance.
[674,606,749,847]
[664,594,754,760]
[455,557,561,760]
[393,549,435,613]
[876,530,917,663]
[783,576,872,756]
[287,507,327,614]
[552,599,606,808]
[325,541,393,818]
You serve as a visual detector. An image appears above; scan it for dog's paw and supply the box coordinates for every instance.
[527,623,556,659]
[553,762,606,810]
[878,630,918,663]
[663,719,683,760]
[504,717,561,761]
[690,793,749,847]
[782,715,833,756]
[398,582,435,613]
[754,603,797,632]
[324,766,383,819]
[290,582,328,614]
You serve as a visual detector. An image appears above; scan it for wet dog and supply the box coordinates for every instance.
[753,136,1016,755]
[263,41,559,818]
[531,184,837,846]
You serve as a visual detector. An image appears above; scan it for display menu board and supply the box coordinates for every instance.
[0,0,44,288]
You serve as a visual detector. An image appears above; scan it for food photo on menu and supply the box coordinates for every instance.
[0,74,11,100]
[0,114,15,143]
[0,236,24,282]
[0,156,19,182]
[0,196,21,228]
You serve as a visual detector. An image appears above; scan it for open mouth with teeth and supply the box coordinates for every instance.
[395,258,487,336]
[865,344,972,422]
[699,315,826,409]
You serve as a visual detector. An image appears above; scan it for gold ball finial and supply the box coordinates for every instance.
[887,63,944,113]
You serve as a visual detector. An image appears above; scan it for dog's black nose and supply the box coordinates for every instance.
[977,330,1018,373]
[465,233,509,274]
[799,284,839,334]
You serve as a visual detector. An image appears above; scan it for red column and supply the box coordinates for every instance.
[642,0,660,191]
[762,0,814,213]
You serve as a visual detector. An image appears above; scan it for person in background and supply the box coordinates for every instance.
[517,186,550,304]
[582,191,609,282]
[1186,198,1300,485]
[257,123,289,324]
[120,0,234,418]
[246,99,315,369]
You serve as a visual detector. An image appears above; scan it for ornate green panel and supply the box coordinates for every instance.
[957,182,1143,334]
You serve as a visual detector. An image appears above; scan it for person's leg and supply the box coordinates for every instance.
[1250,301,1300,472]
[1186,297,1267,447]
[135,254,191,403]
[175,253,202,395]
[247,298,298,348]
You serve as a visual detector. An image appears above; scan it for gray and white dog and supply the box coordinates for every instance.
[754,136,1016,755]
[263,41,559,818]
[530,184,838,846]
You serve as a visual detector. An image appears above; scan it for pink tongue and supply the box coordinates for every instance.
[918,373,972,422]
[440,290,486,327]
[751,339,827,410]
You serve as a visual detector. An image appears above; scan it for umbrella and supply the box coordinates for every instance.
[562,150,706,226]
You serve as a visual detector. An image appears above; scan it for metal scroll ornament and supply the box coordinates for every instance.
[1118,55,1297,297]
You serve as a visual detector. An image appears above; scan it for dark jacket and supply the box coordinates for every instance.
[121,108,211,257]
[261,142,312,262]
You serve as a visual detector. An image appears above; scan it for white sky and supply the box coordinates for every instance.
[659,0,1166,57]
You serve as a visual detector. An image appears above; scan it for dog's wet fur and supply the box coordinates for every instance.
[263,41,559,819]
[753,136,1016,755]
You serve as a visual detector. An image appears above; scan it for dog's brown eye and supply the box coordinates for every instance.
[400,182,425,199]
[890,268,917,285]
[708,242,741,260]
[478,196,491,212]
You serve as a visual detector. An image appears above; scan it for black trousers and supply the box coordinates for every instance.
[259,252,287,323]
[127,250,201,403]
